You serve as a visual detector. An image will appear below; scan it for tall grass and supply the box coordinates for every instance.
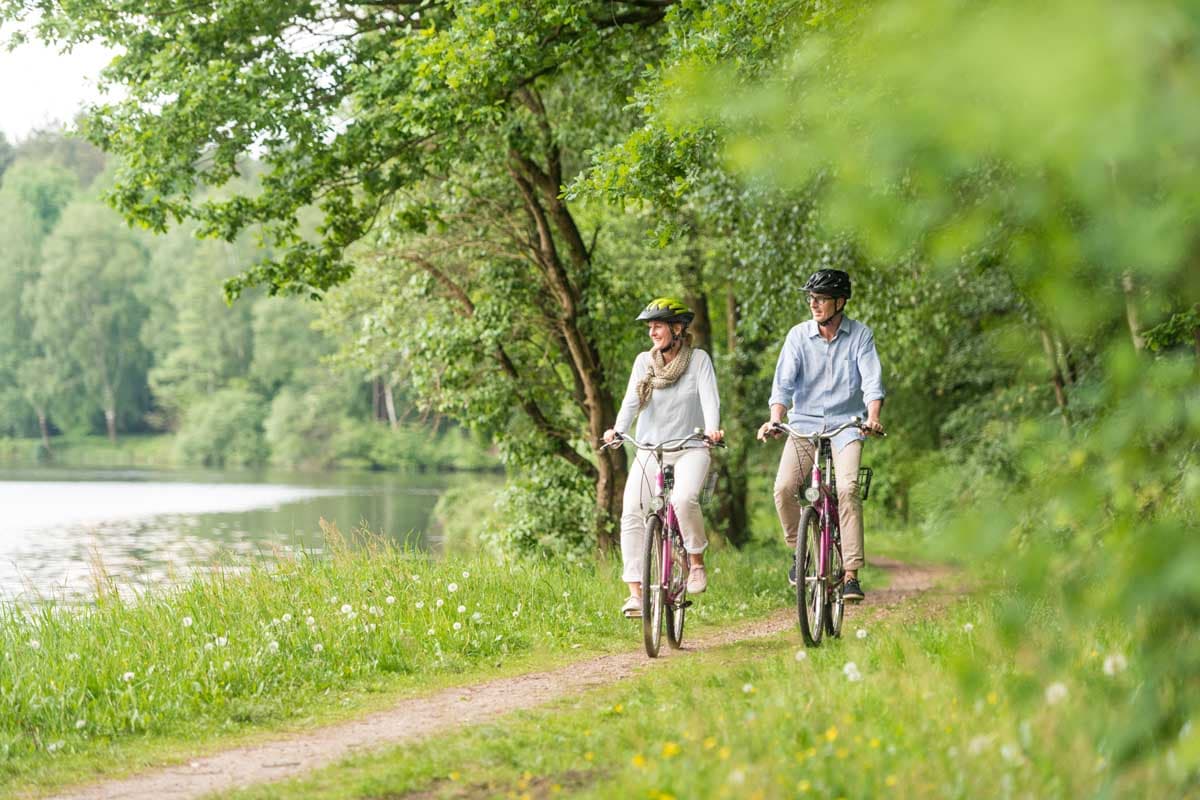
[223,590,1190,800]
[0,527,791,789]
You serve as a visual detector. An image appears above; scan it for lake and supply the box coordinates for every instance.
[0,466,487,601]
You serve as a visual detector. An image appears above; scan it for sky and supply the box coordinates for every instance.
[0,39,117,142]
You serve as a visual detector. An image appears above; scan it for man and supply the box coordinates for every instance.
[756,269,885,602]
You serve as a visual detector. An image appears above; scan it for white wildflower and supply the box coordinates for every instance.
[29,639,40,650]
[963,622,974,633]
[411,574,420,582]
[447,582,458,593]
[215,636,228,647]
[436,598,445,608]
[462,570,470,579]
[1044,681,1068,705]
[795,650,808,662]
[385,596,396,605]
[453,622,462,631]
[427,628,436,636]
[312,643,324,653]
[856,628,868,639]
[471,612,483,622]
[742,683,755,694]
[457,605,467,614]
[1000,743,1022,764]
[305,616,316,626]
[843,661,862,682]
[967,735,993,756]
[1103,653,1128,676]
[267,641,279,653]
[47,740,64,754]
[66,652,80,661]
[204,642,214,652]
[340,603,353,614]
[282,613,292,623]
[75,719,86,730]
[223,660,231,670]
[122,671,135,682]
[181,616,194,628]
[415,601,425,609]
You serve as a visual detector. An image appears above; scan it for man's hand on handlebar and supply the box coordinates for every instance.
[861,417,885,436]
[756,421,784,442]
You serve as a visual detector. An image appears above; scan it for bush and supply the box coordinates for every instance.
[173,387,268,467]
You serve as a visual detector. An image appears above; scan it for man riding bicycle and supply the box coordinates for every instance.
[756,269,885,602]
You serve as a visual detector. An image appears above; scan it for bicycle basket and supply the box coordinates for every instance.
[858,466,874,501]
[700,469,719,506]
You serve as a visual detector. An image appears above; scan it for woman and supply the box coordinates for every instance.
[603,297,723,618]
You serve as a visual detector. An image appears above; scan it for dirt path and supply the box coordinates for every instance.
[45,557,954,800]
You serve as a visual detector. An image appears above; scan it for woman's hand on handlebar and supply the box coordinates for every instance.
[705,429,725,447]
[602,428,620,445]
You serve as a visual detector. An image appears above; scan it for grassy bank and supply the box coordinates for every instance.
[224,587,1187,800]
[0,530,825,795]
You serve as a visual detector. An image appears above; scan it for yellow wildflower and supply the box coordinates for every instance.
[632,754,647,768]
[825,725,839,742]
[703,736,718,750]
[662,741,681,758]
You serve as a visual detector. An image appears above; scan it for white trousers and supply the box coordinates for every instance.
[620,448,711,584]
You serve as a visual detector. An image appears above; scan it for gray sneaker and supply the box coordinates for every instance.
[621,595,642,618]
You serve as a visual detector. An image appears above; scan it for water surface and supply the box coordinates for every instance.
[0,466,476,601]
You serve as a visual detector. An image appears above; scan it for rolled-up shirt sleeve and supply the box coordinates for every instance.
[857,329,886,404]
[696,350,721,432]
[768,331,801,410]
[613,352,647,434]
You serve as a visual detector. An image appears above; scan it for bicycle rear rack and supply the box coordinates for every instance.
[858,466,874,501]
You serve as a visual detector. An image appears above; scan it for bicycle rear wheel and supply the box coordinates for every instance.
[797,506,825,646]
[825,527,845,638]
[642,515,665,657]
[666,532,687,649]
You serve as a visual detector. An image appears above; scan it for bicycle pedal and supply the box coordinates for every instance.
[678,600,694,609]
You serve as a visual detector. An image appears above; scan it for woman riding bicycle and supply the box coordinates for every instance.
[603,298,723,618]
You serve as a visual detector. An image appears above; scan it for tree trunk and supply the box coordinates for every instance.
[1040,326,1071,428]
[104,408,117,443]
[507,120,626,552]
[36,409,52,456]
[1122,272,1145,352]
[710,291,751,546]
[383,380,399,430]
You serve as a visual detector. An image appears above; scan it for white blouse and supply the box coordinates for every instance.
[613,348,720,446]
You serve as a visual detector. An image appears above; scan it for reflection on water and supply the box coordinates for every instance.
[0,466,473,601]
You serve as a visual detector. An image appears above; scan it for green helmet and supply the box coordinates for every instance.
[635,297,694,325]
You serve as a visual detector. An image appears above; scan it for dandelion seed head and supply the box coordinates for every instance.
[453,621,462,631]
[66,652,80,661]
[795,650,808,662]
[963,622,974,633]
[472,612,482,621]
[1103,653,1128,676]
[447,582,458,593]
[75,719,86,730]
[281,613,292,623]
[457,605,466,614]
[742,683,755,694]
[1044,681,1068,705]
[340,604,353,614]
[427,628,436,636]
[436,598,445,607]
[312,643,324,653]
[305,616,316,626]
[181,616,193,628]
[267,641,279,652]
[204,642,214,652]
[462,571,470,578]
[122,671,135,682]
[386,596,396,605]
[223,660,231,670]
[416,600,425,609]
[28,639,40,650]
[856,628,868,639]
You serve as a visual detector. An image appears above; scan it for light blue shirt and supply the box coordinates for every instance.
[768,316,885,452]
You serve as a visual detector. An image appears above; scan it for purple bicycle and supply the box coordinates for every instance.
[772,417,883,647]
[604,431,723,657]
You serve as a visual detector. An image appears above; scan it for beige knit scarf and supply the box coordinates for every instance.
[636,342,693,409]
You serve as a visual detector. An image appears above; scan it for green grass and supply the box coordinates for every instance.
[0,434,177,468]
[0,531,813,796]
[222,588,1187,800]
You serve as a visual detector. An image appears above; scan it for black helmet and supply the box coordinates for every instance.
[635,297,695,325]
[802,269,852,299]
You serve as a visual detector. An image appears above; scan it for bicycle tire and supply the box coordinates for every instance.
[666,534,687,649]
[825,527,845,638]
[797,506,825,646]
[642,515,665,657]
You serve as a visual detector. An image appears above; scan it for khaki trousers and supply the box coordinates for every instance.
[773,439,865,570]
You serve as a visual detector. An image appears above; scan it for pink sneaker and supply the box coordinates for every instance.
[686,565,708,594]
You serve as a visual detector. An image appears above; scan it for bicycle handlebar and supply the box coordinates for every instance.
[602,430,726,451]
[771,416,887,440]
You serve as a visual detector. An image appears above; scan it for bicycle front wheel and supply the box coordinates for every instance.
[666,533,687,649]
[642,515,665,657]
[797,506,825,647]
